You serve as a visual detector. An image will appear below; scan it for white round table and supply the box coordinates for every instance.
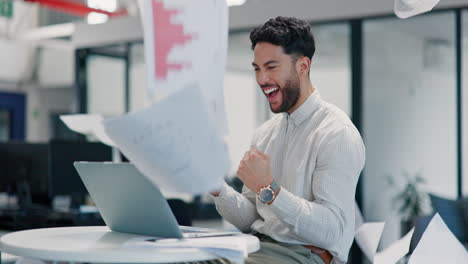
[0,226,260,263]
[1,252,19,264]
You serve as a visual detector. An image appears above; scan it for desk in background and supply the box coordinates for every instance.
[0,207,104,231]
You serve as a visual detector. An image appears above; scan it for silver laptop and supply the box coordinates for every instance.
[74,162,239,238]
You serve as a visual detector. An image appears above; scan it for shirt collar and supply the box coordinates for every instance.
[287,90,321,127]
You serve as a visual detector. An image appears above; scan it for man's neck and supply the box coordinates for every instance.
[287,81,315,114]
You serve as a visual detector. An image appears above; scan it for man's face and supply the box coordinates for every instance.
[252,42,301,113]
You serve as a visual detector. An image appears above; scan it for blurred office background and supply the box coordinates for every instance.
[1,0,468,263]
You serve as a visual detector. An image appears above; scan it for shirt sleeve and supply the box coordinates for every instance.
[268,126,365,250]
[212,182,260,232]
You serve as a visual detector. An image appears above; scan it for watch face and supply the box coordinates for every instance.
[259,189,274,203]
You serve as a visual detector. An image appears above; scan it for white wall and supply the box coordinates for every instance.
[224,71,258,175]
[0,40,35,83]
[0,2,38,84]
[129,62,152,112]
[87,56,126,116]
[311,68,351,115]
[37,47,74,88]
[310,24,352,116]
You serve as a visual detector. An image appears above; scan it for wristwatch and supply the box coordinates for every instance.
[257,181,280,204]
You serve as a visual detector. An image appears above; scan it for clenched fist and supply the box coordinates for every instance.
[237,148,273,193]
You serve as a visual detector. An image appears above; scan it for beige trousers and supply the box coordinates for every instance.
[176,238,326,264]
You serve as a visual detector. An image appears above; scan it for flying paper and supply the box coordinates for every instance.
[394,0,441,19]
[103,85,230,194]
[355,222,415,264]
[60,114,115,147]
[408,213,468,264]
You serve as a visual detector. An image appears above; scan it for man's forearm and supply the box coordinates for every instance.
[267,186,353,250]
[212,184,260,232]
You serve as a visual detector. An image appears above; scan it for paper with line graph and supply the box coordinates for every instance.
[138,0,228,134]
[103,85,229,194]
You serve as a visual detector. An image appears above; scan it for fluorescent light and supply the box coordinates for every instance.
[87,0,117,12]
[87,0,116,25]
[87,12,108,25]
[227,0,247,7]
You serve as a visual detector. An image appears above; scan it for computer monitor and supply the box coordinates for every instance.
[48,141,112,206]
[0,142,49,205]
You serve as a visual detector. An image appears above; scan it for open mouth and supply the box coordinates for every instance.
[264,87,279,99]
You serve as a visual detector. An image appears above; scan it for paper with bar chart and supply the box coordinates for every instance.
[138,0,228,134]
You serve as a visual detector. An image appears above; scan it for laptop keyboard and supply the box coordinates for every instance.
[183,231,240,238]
[182,229,207,233]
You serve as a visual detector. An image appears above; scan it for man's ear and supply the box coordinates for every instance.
[295,56,311,77]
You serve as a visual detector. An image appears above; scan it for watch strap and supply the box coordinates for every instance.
[270,180,279,193]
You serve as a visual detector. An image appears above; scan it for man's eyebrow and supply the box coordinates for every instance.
[263,60,279,66]
[252,60,280,68]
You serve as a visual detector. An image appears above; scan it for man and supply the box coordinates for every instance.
[212,17,365,264]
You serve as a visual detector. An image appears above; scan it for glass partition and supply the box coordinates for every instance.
[462,10,468,196]
[363,12,457,246]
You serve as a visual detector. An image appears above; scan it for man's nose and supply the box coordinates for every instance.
[257,71,270,86]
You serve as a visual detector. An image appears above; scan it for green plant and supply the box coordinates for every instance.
[387,171,429,222]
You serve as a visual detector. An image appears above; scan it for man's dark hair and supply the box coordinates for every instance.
[250,16,316,60]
